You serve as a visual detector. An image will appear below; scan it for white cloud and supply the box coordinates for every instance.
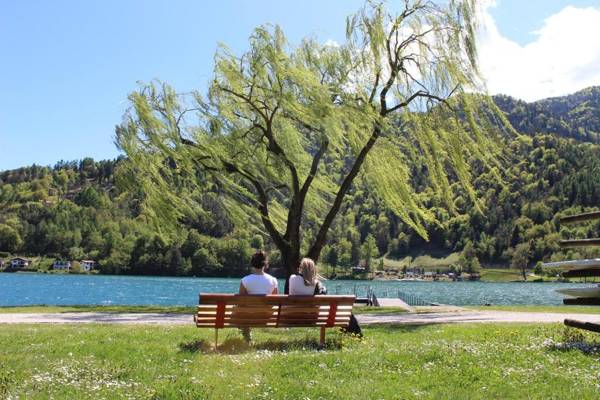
[478,4,600,101]
[323,39,340,48]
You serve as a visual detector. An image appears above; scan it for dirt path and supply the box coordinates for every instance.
[2,310,600,325]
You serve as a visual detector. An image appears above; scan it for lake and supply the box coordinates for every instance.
[0,273,596,306]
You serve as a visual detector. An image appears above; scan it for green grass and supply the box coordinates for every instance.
[380,256,412,269]
[479,268,524,282]
[412,252,461,269]
[2,323,600,399]
[469,305,600,314]
[382,252,461,270]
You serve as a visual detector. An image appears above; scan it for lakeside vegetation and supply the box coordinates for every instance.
[2,90,600,280]
[2,323,599,399]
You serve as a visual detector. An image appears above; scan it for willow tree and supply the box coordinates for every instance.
[116,0,511,282]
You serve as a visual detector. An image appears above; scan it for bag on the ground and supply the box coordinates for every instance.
[313,281,327,295]
[340,314,363,338]
[313,282,362,337]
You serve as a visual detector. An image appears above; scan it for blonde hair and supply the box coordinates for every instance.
[299,258,319,286]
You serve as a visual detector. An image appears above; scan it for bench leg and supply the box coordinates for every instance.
[214,329,219,350]
[320,327,326,348]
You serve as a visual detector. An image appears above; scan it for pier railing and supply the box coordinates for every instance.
[330,284,432,306]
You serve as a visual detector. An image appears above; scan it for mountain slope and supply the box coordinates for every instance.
[494,86,600,142]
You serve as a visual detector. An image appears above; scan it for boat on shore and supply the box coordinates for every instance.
[395,278,425,282]
[556,286,600,298]
[542,259,600,271]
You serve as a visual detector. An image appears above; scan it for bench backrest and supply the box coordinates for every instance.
[196,293,356,328]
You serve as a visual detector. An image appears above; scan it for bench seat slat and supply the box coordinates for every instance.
[278,321,351,325]
[195,313,218,318]
[224,317,279,323]
[198,321,351,327]
[196,293,356,340]
[278,313,329,318]
[279,307,328,313]
[199,294,355,305]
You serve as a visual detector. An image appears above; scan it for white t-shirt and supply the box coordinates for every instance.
[241,273,278,294]
[289,274,316,295]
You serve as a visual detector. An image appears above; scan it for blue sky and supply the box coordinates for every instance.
[1,0,600,170]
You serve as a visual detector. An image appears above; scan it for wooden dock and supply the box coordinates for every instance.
[376,297,414,311]
[555,210,600,334]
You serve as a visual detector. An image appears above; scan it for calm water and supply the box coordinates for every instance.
[0,273,596,306]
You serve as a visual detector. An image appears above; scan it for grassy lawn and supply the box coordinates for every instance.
[479,268,524,282]
[381,253,461,270]
[2,323,600,399]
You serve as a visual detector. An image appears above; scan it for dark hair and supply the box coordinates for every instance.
[250,251,268,269]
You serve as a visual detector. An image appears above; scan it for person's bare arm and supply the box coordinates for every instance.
[271,287,279,294]
[239,282,248,295]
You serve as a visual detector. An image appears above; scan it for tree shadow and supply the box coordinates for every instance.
[546,326,600,355]
[178,339,215,353]
[179,335,352,355]
[547,339,600,355]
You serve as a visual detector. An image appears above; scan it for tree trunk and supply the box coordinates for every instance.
[307,127,381,263]
[281,246,300,294]
[281,198,303,293]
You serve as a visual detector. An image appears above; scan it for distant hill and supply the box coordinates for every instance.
[494,86,600,142]
[3,87,600,277]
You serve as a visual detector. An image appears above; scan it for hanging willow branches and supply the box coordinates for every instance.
[116,0,513,277]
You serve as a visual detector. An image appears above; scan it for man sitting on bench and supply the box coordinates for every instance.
[238,250,278,342]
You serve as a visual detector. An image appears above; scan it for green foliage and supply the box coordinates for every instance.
[458,240,480,273]
[115,0,507,274]
[0,224,22,252]
[511,242,531,280]
[494,86,600,143]
[360,234,377,269]
[3,124,600,277]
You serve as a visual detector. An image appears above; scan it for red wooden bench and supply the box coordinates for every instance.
[195,293,356,347]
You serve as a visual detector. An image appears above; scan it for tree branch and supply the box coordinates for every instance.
[300,139,329,199]
[385,86,458,114]
[307,126,380,261]
[220,159,287,250]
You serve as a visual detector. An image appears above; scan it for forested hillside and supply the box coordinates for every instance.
[2,90,600,277]
[494,86,600,142]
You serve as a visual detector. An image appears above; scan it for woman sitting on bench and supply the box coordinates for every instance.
[290,258,363,337]
[289,258,326,295]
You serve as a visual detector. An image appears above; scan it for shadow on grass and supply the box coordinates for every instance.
[179,335,355,354]
[546,326,600,355]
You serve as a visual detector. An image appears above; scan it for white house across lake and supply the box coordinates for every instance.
[10,257,30,268]
[80,260,96,272]
[52,260,71,271]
